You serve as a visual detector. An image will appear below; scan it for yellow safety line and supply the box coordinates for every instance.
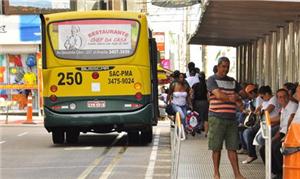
[99,147,127,179]
[77,132,125,179]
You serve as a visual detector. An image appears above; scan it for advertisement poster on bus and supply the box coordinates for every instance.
[54,20,138,59]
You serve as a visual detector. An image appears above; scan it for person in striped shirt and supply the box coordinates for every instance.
[206,57,246,179]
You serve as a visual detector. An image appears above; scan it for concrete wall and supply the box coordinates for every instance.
[236,21,300,90]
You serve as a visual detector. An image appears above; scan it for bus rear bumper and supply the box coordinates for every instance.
[44,104,153,132]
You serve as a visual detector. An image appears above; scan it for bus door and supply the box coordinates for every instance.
[149,38,158,125]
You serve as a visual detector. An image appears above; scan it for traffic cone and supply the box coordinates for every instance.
[23,92,35,124]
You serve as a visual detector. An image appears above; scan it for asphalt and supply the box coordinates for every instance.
[0,115,44,126]
[0,114,266,179]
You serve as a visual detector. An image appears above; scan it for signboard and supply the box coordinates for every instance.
[0,15,41,44]
[153,32,165,52]
[161,59,170,69]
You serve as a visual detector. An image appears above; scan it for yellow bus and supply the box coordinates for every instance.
[40,11,158,144]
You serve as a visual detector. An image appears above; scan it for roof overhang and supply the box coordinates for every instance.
[189,0,300,47]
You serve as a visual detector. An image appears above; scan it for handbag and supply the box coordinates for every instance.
[165,104,175,115]
[244,112,257,128]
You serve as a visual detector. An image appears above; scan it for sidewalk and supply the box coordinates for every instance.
[177,133,265,179]
[0,115,44,126]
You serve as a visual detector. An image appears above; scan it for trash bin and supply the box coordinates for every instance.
[282,123,300,179]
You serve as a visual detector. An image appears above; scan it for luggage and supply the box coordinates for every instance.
[185,110,199,136]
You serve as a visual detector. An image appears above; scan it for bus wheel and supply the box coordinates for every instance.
[128,131,139,144]
[66,129,80,144]
[141,127,153,143]
[52,129,65,144]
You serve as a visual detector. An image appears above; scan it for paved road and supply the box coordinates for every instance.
[0,121,171,179]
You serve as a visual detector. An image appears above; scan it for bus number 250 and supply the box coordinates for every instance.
[58,72,83,85]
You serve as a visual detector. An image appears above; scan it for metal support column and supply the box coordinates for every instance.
[264,35,271,86]
[257,38,264,85]
[239,46,244,82]
[242,45,246,82]
[278,27,285,88]
[252,42,257,84]
[271,31,278,91]
[287,22,295,82]
[245,44,251,83]
[236,46,241,82]
[244,45,249,82]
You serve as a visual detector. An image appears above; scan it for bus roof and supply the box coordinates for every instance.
[43,11,147,22]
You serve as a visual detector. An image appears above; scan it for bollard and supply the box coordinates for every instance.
[23,92,35,124]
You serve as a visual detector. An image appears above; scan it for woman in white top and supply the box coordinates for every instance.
[168,80,191,128]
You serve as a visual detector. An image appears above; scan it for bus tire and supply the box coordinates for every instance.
[52,129,65,144]
[141,127,153,143]
[66,129,80,144]
[128,131,139,144]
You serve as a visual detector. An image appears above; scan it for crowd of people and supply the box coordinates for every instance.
[159,56,300,179]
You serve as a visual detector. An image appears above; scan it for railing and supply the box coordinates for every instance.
[171,112,186,179]
[0,100,18,124]
[261,111,272,179]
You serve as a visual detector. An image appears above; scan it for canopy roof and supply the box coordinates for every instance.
[189,0,300,46]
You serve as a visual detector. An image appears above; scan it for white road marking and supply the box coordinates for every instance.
[17,132,28,137]
[0,141,6,144]
[77,132,125,179]
[145,128,161,179]
[64,147,93,151]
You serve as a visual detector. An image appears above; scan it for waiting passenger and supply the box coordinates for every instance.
[186,68,199,88]
[269,89,298,178]
[241,84,263,164]
[191,72,208,136]
[283,82,298,103]
[186,61,195,78]
[291,84,300,123]
[206,57,246,179]
[257,86,281,164]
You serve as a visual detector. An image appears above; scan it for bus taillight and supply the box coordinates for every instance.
[135,92,143,101]
[92,72,99,79]
[134,82,142,90]
[50,85,58,92]
[50,95,57,102]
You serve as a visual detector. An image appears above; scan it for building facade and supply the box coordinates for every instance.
[0,0,147,114]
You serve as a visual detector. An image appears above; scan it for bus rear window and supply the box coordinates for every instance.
[48,19,140,60]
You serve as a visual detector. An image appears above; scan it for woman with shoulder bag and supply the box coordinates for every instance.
[167,80,192,129]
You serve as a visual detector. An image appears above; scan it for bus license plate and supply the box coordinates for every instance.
[87,101,106,108]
